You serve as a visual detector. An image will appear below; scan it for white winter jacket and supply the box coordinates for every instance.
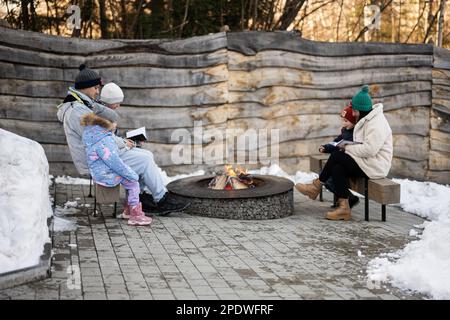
[345,103,393,179]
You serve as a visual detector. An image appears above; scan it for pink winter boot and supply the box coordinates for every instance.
[128,203,153,226]
[120,202,130,219]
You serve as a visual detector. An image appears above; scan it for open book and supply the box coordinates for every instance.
[126,127,148,142]
[330,140,362,148]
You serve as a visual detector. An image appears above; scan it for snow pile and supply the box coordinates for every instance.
[160,169,206,186]
[249,163,318,184]
[367,179,450,299]
[55,176,90,185]
[0,129,52,274]
[391,178,450,221]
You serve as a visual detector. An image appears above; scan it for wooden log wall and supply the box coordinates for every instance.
[0,28,448,183]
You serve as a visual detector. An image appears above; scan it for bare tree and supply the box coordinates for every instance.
[336,0,344,41]
[20,0,30,29]
[437,0,447,46]
[405,0,427,43]
[98,0,109,39]
[354,0,394,42]
[274,0,307,30]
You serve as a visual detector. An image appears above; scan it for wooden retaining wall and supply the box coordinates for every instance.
[0,28,448,183]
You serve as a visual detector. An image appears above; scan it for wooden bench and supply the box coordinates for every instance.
[93,183,120,218]
[310,154,400,222]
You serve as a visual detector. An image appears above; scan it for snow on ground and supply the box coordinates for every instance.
[250,165,450,300]
[54,176,91,185]
[53,216,77,232]
[249,163,318,184]
[160,169,205,185]
[0,129,52,274]
[367,179,450,299]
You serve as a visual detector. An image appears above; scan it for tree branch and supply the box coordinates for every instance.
[354,0,394,42]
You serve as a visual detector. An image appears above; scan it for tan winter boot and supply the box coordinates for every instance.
[295,178,323,200]
[326,198,351,221]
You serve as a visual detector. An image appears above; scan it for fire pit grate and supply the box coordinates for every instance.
[167,175,294,220]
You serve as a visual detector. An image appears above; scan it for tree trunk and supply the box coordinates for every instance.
[21,0,30,30]
[98,0,109,39]
[437,0,447,46]
[276,0,306,30]
[29,0,38,31]
[121,0,127,38]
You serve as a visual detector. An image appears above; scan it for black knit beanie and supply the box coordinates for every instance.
[75,64,102,89]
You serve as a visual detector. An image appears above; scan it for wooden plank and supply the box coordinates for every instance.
[429,150,450,171]
[434,47,450,70]
[0,95,228,127]
[392,135,429,161]
[225,92,430,121]
[42,144,73,162]
[431,109,450,133]
[227,114,341,142]
[278,157,311,174]
[349,178,400,204]
[228,81,432,105]
[0,93,431,128]
[0,119,66,144]
[228,50,433,71]
[426,170,450,184]
[0,26,227,55]
[390,158,428,180]
[227,31,433,56]
[228,67,431,91]
[48,162,80,177]
[432,68,450,80]
[385,107,429,136]
[0,45,228,68]
[0,96,61,122]
[430,129,450,153]
[0,80,229,107]
[0,62,229,88]
[309,154,330,173]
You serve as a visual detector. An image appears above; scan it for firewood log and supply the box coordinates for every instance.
[230,177,248,189]
[209,175,227,189]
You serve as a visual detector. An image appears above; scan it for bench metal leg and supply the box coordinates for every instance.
[319,161,323,202]
[88,177,93,198]
[364,178,369,221]
[382,204,386,222]
[113,202,117,218]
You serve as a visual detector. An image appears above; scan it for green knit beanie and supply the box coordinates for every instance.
[351,85,372,112]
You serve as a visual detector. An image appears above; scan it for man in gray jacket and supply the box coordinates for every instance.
[57,64,189,215]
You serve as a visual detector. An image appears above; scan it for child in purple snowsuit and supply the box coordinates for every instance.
[81,113,152,226]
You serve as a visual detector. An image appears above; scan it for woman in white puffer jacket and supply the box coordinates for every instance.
[296,85,393,221]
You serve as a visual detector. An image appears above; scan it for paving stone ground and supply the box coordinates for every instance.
[0,182,427,300]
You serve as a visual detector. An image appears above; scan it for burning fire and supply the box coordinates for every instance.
[209,165,254,190]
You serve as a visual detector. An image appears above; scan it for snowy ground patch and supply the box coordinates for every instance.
[0,129,52,274]
[55,176,91,185]
[367,179,450,299]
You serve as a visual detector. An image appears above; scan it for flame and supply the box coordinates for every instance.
[224,165,248,177]
[224,165,237,177]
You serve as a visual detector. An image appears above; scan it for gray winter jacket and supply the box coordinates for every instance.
[57,87,127,175]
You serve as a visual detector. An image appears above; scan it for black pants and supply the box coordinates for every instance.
[319,151,367,199]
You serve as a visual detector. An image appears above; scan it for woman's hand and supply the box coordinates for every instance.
[319,146,325,153]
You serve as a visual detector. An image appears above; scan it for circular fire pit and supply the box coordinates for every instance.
[167,175,294,220]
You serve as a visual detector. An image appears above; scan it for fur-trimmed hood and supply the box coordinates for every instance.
[80,113,116,130]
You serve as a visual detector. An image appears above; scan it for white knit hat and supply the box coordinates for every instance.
[101,82,124,104]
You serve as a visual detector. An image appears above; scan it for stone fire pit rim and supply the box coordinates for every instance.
[167,174,294,199]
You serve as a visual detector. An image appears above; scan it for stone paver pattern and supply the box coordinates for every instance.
[0,182,426,300]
